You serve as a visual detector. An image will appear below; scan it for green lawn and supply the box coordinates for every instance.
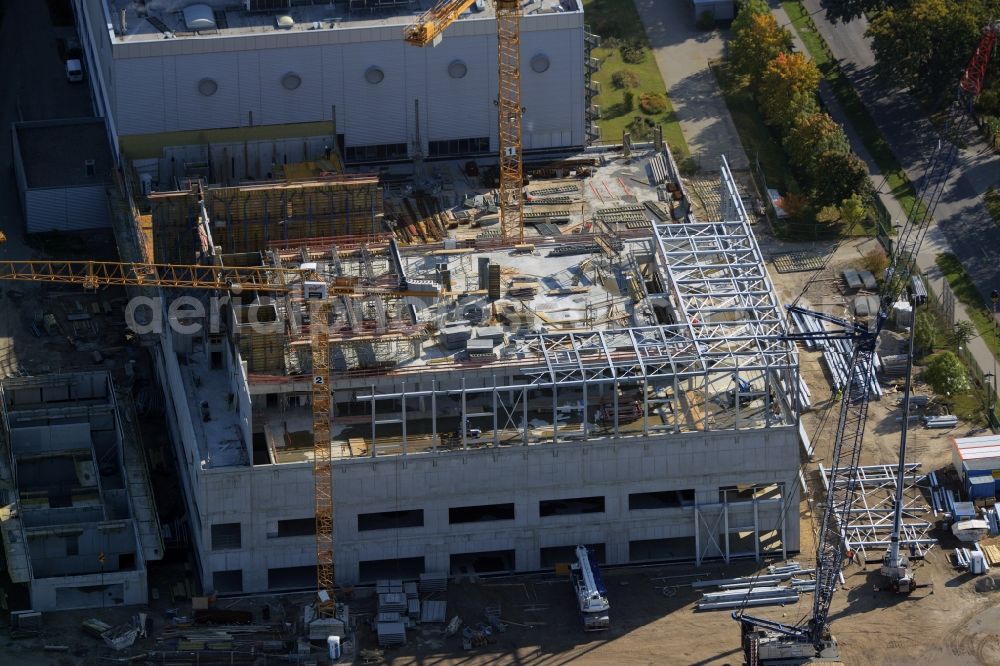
[712,63,797,194]
[780,1,922,218]
[986,186,1000,226]
[583,0,689,159]
[936,253,1000,361]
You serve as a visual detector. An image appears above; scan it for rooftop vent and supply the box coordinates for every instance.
[182,4,217,31]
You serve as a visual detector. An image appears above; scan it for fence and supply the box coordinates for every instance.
[924,277,1000,432]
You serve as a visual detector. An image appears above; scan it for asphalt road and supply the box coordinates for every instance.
[801,0,1000,304]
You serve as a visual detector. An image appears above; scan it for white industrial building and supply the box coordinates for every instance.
[138,156,803,595]
[72,0,588,180]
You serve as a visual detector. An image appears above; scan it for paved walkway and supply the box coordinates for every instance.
[631,0,749,171]
[772,2,999,411]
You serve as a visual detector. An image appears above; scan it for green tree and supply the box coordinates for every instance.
[839,194,867,229]
[730,11,794,86]
[914,310,937,357]
[811,150,869,207]
[924,350,970,395]
[868,0,992,107]
[783,112,850,175]
[946,320,977,350]
[758,52,821,128]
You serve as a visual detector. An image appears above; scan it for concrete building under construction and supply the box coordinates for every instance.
[134,152,803,595]
[0,373,162,611]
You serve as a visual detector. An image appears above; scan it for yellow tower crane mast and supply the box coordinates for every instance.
[405,0,524,244]
[0,260,340,614]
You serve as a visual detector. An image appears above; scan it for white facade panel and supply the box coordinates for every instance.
[421,35,496,146]
[114,58,167,135]
[97,15,584,152]
[339,40,410,147]
[236,51,264,130]
[257,48,324,126]
[520,30,585,150]
[25,187,112,233]
[174,53,243,130]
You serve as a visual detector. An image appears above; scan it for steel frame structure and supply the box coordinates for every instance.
[819,463,938,560]
[350,159,799,454]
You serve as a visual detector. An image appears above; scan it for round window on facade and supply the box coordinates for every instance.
[365,66,385,84]
[197,77,218,96]
[281,72,302,90]
[530,54,550,74]
[448,60,468,79]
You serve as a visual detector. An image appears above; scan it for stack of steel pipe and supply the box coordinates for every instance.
[697,587,799,611]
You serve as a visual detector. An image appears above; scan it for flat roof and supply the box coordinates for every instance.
[14,118,113,189]
[111,0,581,43]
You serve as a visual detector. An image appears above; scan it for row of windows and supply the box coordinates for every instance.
[211,518,316,551]
[209,486,764,549]
[211,536,710,591]
[343,142,408,163]
[427,137,490,158]
[357,491,696,532]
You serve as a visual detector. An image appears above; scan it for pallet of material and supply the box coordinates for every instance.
[982,544,1000,567]
[348,438,368,456]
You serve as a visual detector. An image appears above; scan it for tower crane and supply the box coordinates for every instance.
[733,21,999,664]
[0,259,388,618]
[404,0,524,244]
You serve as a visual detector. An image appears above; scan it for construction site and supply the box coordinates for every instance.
[5,132,1000,664]
[3,1,1000,665]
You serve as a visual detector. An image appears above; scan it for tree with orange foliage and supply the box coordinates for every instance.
[729,7,794,86]
[758,52,821,129]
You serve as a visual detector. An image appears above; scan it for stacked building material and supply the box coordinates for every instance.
[924,415,958,429]
[465,339,496,358]
[407,598,421,621]
[548,244,601,257]
[378,593,406,614]
[526,195,574,205]
[419,573,448,594]
[643,200,671,222]
[507,280,538,299]
[648,153,669,184]
[420,600,448,624]
[880,354,909,376]
[531,184,579,196]
[694,562,813,610]
[443,324,473,350]
[376,621,406,647]
[787,309,883,399]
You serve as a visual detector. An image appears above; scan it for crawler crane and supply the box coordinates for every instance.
[733,21,999,664]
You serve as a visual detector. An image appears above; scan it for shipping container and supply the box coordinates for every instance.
[966,475,995,501]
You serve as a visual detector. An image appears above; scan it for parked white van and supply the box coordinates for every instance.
[65,59,83,83]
